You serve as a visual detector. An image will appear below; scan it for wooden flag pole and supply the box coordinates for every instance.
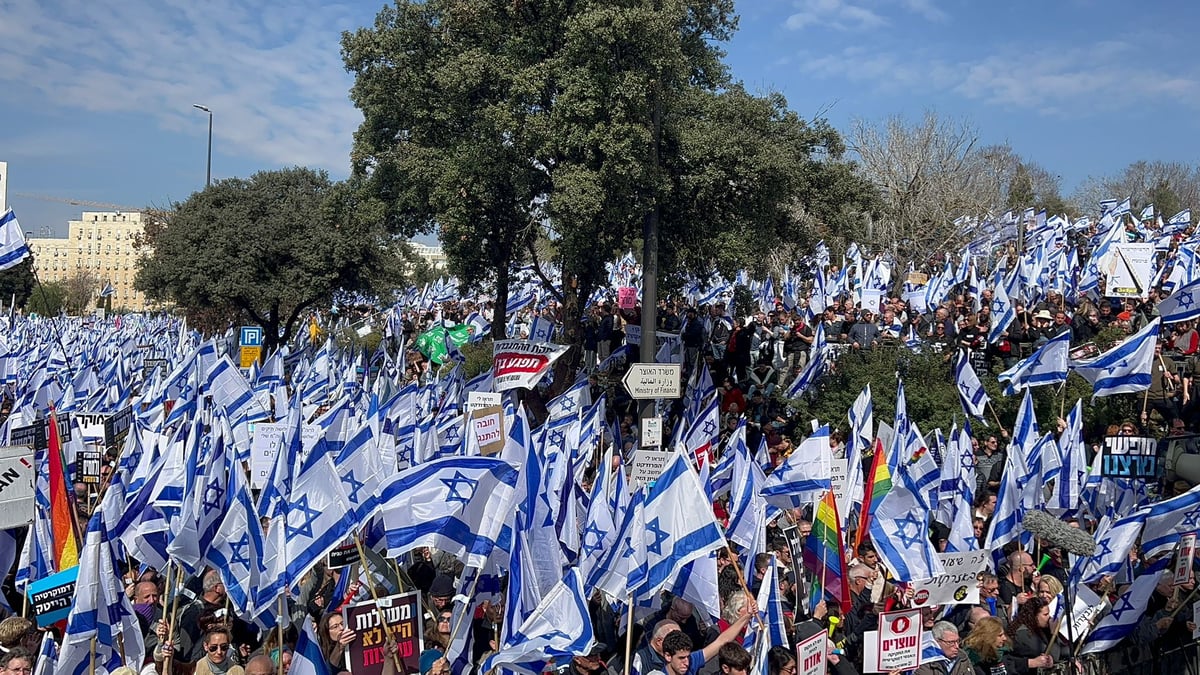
[353,534,406,673]
[277,597,286,675]
[621,593,635,675]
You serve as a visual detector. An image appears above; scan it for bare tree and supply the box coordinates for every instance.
[1073,161,1200,218]
[848,112,1005,268]
[63,269,100,315]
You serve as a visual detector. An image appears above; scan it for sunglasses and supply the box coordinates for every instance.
[207,644,231,653]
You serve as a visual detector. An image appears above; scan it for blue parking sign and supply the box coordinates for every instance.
[240,326,264,347]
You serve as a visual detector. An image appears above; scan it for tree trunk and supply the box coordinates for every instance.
[492,263,510,341]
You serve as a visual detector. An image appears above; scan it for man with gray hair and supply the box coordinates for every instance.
[913,622,971,675]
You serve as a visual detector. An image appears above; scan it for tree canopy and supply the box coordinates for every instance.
[135,167,392,352]
[343,0,877,348]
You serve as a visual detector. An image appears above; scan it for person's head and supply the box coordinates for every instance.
[661,631,694,675]
[856,542,878,567]
[649,620,681,657]
[973,517,986,540]
[962,616,1007,661]
[978,572,999,600]
[766,645,796,675]
[1008,551,1034,582]
[0,649,32,675]
[0,618,31,649]
[134,580,161,606]
[717,642,752,675]
[246,655,276,675]
[419,649,445,675]
[572,644,608,675]
[429,574,456,609]
[202,569,225,600]
[848,565,875,595]
[931,621,961,660]
[1119,420,1138,436]
[966,606,990,631]
[203,627,233,665]
[981,436,999,454]
[1036,576,1063,603]
[974,490,997,517]
[437,610,453,636]
[1009,597,1051,637]
[720,591,750,624]
[667,597,695,624]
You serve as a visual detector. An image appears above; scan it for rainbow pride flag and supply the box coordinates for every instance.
[803,490,851,614]
[47,410,79,571]
[854,438,891,552]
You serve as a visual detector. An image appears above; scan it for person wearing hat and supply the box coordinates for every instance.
[846,308,880,350]
[418,649,449,675]
[428,574,456,615]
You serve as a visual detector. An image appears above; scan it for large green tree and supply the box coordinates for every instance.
[135,167,391,352]
[343,0,875,350]
[0,257,36,310]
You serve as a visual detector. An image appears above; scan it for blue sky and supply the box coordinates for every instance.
[2,0,1198,237]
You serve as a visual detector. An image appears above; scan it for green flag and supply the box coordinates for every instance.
[415,324,472,365]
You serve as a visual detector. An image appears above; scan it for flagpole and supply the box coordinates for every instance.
[162,562,183,674]
[986,401,1005,434]
[89,636,96,675]
[1057,379,1068,421]
[352,534,406,673]
[277,597,286,675]
[621,592,634,675]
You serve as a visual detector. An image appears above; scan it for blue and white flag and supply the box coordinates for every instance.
[379,456,519,568]
[1049,401,1085,516]
[1070,318,1161,397]
[57,513,146,675]
[726,422,771,551]
[760,425,832,510]
[845,385,872,519]
[0,209,31,271]
[987,280,1016,344]
[292,617,334,675]
[256,454,354,616]
[785,323,826,398]
[1081,560,1170,654]
[868,464,944,582]
[954,351,991,420]
[1139,482,1200,558]
[1075,511,1147,584]
[639,447,728,597]
[1156,277,1200,323]
[99,282,114,298]
[997,330,1070,395]
[483,568,595,675]
[205,443,267,615]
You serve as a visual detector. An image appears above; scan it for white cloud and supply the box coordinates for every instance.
[0,0,365,173]
[796,41,1200,115]
[784,0,946,31]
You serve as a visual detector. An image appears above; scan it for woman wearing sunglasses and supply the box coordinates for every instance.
[195,627,244,675]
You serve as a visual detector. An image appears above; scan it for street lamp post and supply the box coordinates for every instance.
[192,104,212,187]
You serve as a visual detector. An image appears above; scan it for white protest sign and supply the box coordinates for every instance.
[1193,599,1200,640]
[466,391,501,414]
[0,446,35,529]
[1105,243,1155,299]
[1058,584,1105,642]
[249,423,320,489]
[1176,533,1197,585]
[796,630,827,675]
[469,406,505,456]
[629,448,670,485]
[829,458,849,523]
[875,609,922,672]
[641,417,663,448]
[910,549,989,607]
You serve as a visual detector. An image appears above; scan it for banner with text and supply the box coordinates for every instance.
[909,550,989,607]
[343,592,422,675]
[492,340,569,392]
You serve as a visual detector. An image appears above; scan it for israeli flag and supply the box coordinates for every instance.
[379,456,519,568]
[639,447,728,597]
[1081,560,1170,654]
[997,330,1070,395]
[292,617,334,675]
[483,568,595,674]
[785,323,826,398]
[1075,511,1147,583]
[1139,482,1200,558]
[760,425,832,509]
[954,351,991,420]
[0,209,31,271]
[1070,318,1161,397]
[987,280,1016,344]
[1157,277,1200,323]
[868,463,944,582]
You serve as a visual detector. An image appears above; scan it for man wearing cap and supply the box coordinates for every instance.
[846,309,881,350]
[557,643,610,675]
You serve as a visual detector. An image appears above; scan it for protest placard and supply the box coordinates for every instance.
[344,592,423,675]
[796,631,827,675]
[28,567,79,628]
[910,550,989,607]
[1176,534,1197,585]
[0,446,34,529]
[875,609,922,672]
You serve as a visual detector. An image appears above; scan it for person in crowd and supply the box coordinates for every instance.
[914,622,972,675]
[962,617,1012,675]
[0,649,33,675]
[1005,598,1061,674]
[998,551,1035,607]
[194,627,244,675]
[317,612,357,675]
